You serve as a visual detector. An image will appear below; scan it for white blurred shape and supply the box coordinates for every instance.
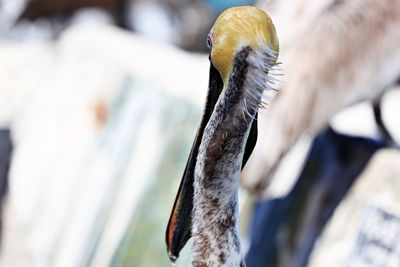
[129,1,175,44]
[0,0,26,28]
[264,135,312,198]
[331,102,377,138]
[0,0,54,41]
[70,8,114,27]
[9,19,54,41]
[381,88,400,143]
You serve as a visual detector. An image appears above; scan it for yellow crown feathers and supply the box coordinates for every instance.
[209,6,279,83]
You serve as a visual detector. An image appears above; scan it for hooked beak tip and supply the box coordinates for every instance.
[168,252,178,263]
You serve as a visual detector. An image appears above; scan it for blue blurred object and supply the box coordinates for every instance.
[0,129,11,198]
[203,0,256,13]
[0,129,12,242]
[245,127,388,267]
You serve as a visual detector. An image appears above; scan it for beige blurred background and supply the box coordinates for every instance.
[0,0,399,267]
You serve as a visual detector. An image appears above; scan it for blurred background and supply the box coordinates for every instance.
[0,0,399,266]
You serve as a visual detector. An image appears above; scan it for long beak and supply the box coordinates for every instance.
[165,61,258,262]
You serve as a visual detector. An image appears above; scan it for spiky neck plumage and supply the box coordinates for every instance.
[191,47,276,267]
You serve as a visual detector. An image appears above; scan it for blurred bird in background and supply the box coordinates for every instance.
[244,0,400,196]
[241,0,400,266]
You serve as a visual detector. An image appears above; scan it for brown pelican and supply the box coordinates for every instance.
[166,6,279,266]
[243,0,400,195]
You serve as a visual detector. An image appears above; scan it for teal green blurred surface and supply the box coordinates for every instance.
[89,76,200,266]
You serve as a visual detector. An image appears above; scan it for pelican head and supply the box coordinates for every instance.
[166,6,279,265]
[210,6,279,83]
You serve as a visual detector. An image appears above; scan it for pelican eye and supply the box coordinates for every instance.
[206,32,213,49]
